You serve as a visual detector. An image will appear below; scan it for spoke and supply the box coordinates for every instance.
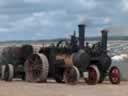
[34,56,39,65]
[32,64,42,71]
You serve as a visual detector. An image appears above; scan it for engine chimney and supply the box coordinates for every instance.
[101,29,108,51]
[78,24,85,49]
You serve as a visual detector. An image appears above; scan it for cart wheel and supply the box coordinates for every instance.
[1,65,6,80]
[4,64,14,81]
[64,65,80,84]
[85,65,100,85]
[109,66,120,84]
[25,53,49,83]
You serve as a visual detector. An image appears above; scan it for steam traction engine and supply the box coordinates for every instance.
[24,24,120,84]
[0,24,120,85]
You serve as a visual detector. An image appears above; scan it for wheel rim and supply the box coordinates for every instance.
[64,66,80,84]
[4,65,9,80]
[86,67,97,82]
[85,64,100,85]
[110,67,120,83]
[1,65,6,80]
[8,64,14,81]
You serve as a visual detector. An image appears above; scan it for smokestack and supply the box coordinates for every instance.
[78,24,85,49]
[101,29,108,51]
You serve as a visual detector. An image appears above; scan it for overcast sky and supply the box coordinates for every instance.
[0,0,128,41]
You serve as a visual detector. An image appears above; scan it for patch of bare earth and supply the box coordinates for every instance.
[0,80,127,96]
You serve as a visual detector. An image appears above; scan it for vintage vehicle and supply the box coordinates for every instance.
[0,24,120,85]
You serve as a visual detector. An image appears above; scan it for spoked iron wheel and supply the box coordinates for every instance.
[25,53,49,83]
[85,65,100,85]
[4,65,9,81]
[1,65,6,80]
[64,65,80,84]
[109,66,120,84]
[3,64,14,81]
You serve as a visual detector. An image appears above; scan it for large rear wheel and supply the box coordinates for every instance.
[2,64,14,81]
[84,65,100,85]
[64,65,80,84]
[25,53,49,83]
[1,65,6,80]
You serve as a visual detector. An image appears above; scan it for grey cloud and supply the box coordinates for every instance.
[108,24,128,36]
[0,0,127,40]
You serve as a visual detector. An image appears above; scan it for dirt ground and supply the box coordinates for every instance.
[0,80,127,96]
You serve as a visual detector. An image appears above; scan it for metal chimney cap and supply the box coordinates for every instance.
[78,24,86,27]
[101,29,109,33]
